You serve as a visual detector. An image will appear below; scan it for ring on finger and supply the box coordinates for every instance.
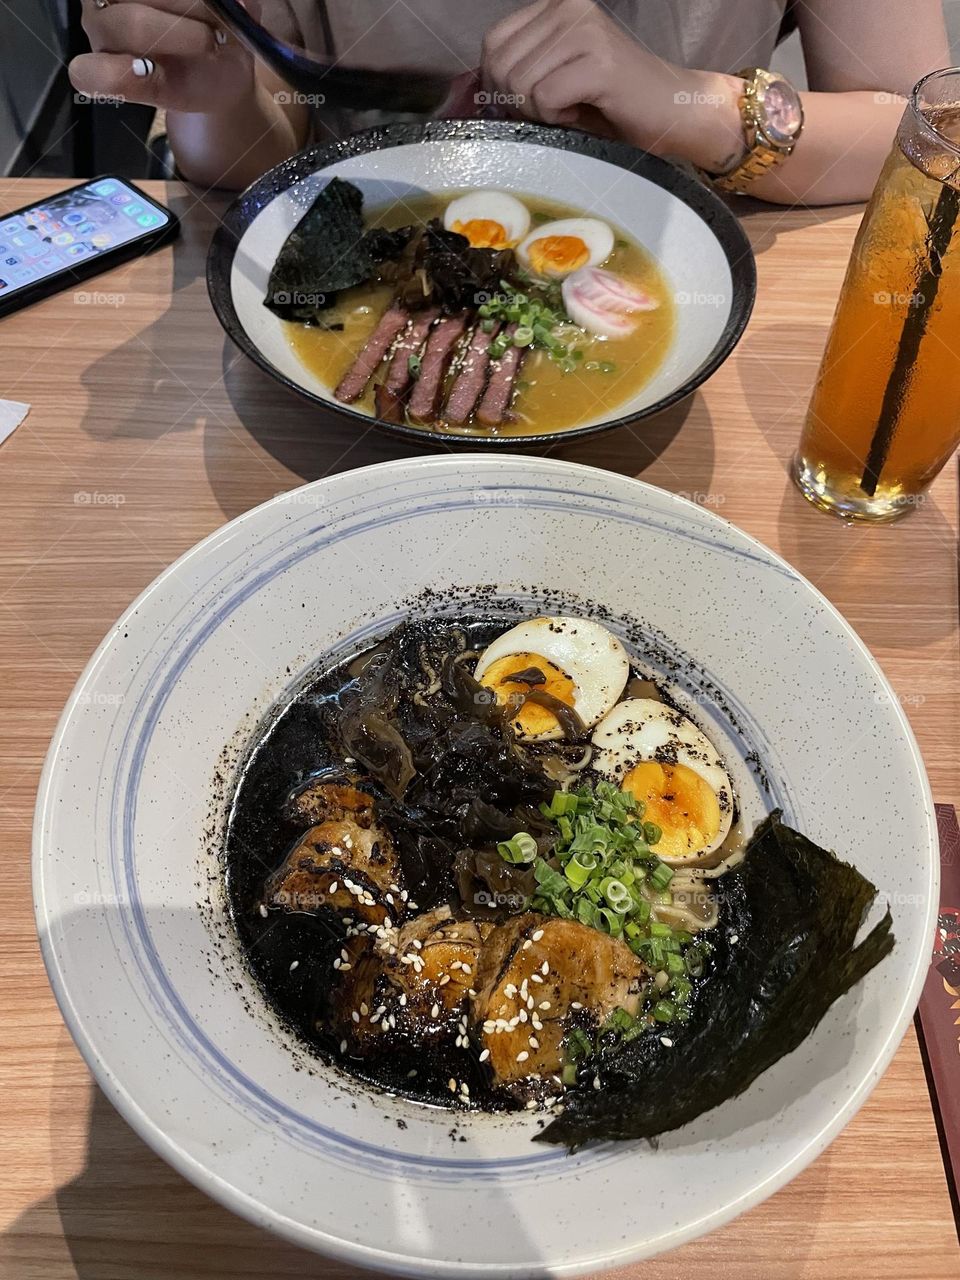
[131,56,156,77]
[93,0,109,8]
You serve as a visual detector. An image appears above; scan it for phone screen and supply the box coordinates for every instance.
[0,179,172,301]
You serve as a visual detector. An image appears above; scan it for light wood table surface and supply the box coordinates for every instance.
[0,179,957,1279]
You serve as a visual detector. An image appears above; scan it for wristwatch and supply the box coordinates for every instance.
[710,67,804,193]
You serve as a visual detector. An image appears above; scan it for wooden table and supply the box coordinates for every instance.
[0,179,957,1279]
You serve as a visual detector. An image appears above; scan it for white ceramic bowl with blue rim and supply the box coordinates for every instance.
[207,121,756,448]
[34,455,936,1276]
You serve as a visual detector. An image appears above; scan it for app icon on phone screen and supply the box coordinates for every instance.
[92,181,117,197]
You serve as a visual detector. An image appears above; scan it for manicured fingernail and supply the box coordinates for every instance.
[132,57,155,78]
[215,28,228,45]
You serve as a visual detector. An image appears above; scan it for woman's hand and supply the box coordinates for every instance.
[69,0,308,189]
[480,0,744,172]
[69,0,256,113]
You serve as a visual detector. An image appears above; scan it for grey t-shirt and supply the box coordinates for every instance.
[293,0,789,75]
[277,0,790,137]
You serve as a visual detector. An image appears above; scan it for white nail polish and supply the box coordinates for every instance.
[132,57,155,78]
[215,28,228,45]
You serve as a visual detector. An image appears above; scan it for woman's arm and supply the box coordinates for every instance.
[481,0,951,206]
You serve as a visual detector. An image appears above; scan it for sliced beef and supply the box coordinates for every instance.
[443,322,500,425]
[408,314,469,424]
[383,306,441,396]
[471,914,648,1098]
[334,304,409,403]
[477,327,524,427]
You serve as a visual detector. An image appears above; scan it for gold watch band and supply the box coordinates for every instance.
[711,68,801,194]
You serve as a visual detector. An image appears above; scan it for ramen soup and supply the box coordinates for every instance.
[225,611,894,1147]
[264,183,675,437]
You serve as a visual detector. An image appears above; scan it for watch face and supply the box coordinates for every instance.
[757,76,803,146]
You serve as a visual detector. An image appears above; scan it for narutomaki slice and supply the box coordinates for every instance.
[334,304,410,403]
[408,314,469,424]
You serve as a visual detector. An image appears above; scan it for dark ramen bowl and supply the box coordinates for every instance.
[207,119,756,449]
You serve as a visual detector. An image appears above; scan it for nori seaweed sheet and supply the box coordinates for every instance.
[264,177,373,321]
[538,811,895,1149]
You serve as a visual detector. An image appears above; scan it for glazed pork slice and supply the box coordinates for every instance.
[476,329,524,427]
[382,306,441,396]
[263,793,404,928]
[332,906,492,1058]
[443,322,500,424]
[287,778,376,827]
[334,304,410,403]
[408,314,468,423]
[471,914,648,1094]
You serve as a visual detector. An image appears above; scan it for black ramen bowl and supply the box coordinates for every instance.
[207,119,756,449]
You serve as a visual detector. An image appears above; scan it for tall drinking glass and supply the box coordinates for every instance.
[793,68,960,521]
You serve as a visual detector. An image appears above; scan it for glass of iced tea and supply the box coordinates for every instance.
[793,68,960,521]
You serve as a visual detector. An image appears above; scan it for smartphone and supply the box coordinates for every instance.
[0,177,179,319]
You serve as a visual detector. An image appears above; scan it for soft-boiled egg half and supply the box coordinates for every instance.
[443,191,531,249]
[516,217,615,279]
[591,698,734,862]
[473,617,629,742]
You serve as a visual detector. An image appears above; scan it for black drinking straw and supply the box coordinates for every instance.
[860,180,960,496]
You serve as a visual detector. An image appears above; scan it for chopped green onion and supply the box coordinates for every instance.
[513,325,534,347]
[643,821,663,846]
[407,353,422,379]
[481,317,495,333]
[602,878,632,914]
[653,999,676,1023]
[649,860,674,890]
[497,831,537,864]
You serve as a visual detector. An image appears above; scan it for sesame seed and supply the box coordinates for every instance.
[351,1012,360,1023]
[532,929,544,941]
[483,1020,496,1033]
[333,958,341,969]
[522,940,531,950]
[516,1051,529,1062]
[258,903,268,918]
[531,1015,543,1031]
[329,881,338,894]
[451,960,463,971]
[448,1078,457,1092]
[529,1036,539,1049]
[730,933,739,944]
[519,1010,528,1023]
[399,994,407,1007]
[541,960,549,975]
[289,960,299,971]
[339,962,352,972]
[660,1036,674,1048]
[381,1019,389,1032]
[438,975,450,986]
[505,984,517,998]
[407,1069,417,1078]
[431,1003,440,1018]
[592,1075,601,1090]
[360,1002,368,1015]
[525,1099,538,1110]
[462,964,472,975]
[388,1014,396,1028]
[531,973,543,984]
[539,1001,551,1010]
[571,1001,583,1010]
[460,1082,470,1096]
[479,1048,490,1062]
[340,1039,347,1053]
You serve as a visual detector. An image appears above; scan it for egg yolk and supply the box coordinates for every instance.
[527,235,590,277]
[621,761,721,860]
[451,218,512,249]
[479,651,576,737]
